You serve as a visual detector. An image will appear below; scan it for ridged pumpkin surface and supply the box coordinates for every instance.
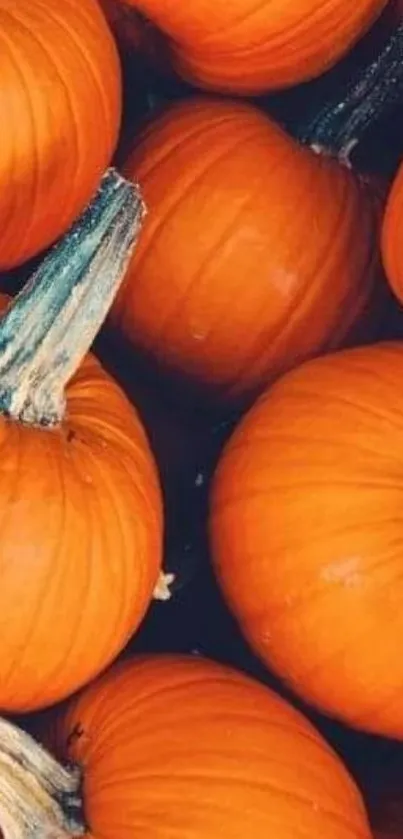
[49,654,372,839]
[382,163,403,304]
[130,0,387,93]
[113,98,379,401]
[0,350,162,712]
[211,342,403,738]
[0,0,121,268]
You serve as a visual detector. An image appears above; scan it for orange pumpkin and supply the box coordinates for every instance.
[111,97,379,402]
[116,0,387,93]
[382,164,403,302]
[0,0,121,269]
[0,169,163,712]
[6,654,373,838]
[210,341,403,739]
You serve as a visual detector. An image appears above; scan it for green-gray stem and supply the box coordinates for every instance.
[0,168,145,427]
[296,21,403,164]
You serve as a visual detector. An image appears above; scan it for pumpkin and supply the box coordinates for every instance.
[0,169,163,712]
[0,0,121,269]
[210,341,403,739]
[382,163,403,302]
[1,654,373,838]
[111,97,379,402]
[115,0,387,94]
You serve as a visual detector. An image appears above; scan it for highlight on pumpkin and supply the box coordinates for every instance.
[0,169,163,712]
[111,96,380,402]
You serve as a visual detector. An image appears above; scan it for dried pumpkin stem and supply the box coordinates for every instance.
[297,22,403,164]
[0,168,145,427]
[0,716,84,838]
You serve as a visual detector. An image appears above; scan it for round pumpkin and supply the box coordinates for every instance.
[382,163,403,303]
[210,341,403,738]
[0,0,121,269]
[120,0,387,93]
[0,170,163,712]
[24,653,372,838]
[112,97,379,402]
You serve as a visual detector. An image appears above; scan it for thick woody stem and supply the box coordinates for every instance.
[297,22,403,164]
[0,717,84,839]
[0,168,145,427]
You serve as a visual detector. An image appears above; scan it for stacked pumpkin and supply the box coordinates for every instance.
[1,0,403,836]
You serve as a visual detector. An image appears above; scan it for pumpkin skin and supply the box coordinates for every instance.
[48,654,372,839]
[120,0,387,93]
[0,0,121,269]
[210,342,403,739]
[0,349,162,712]
[112,97,379,401]
[382,164,403,303]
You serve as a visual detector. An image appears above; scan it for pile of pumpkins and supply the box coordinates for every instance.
[2,0,403,836]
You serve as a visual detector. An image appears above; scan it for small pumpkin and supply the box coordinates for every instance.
[112,97,379,402]
[2,654,373,838]
[382,164,403,302]
[116,0,387,94]
[210,341,403,739]
[0,169,163,712]
[0,0,121,269]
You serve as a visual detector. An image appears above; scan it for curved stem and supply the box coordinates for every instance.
[0,717,84,838]
[297,22,403,163]
[0,168,145,428]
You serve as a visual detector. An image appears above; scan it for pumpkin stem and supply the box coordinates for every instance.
[0,716,84,838]
[0,168,145,428]
[296,21,403,164]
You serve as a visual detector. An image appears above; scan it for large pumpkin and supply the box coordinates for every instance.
[0,170,163,712]
[11,654,373,838]
[0,0,121,269]
[118,0,387,93]
[210,342,403,738]
[112,97,379,402]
